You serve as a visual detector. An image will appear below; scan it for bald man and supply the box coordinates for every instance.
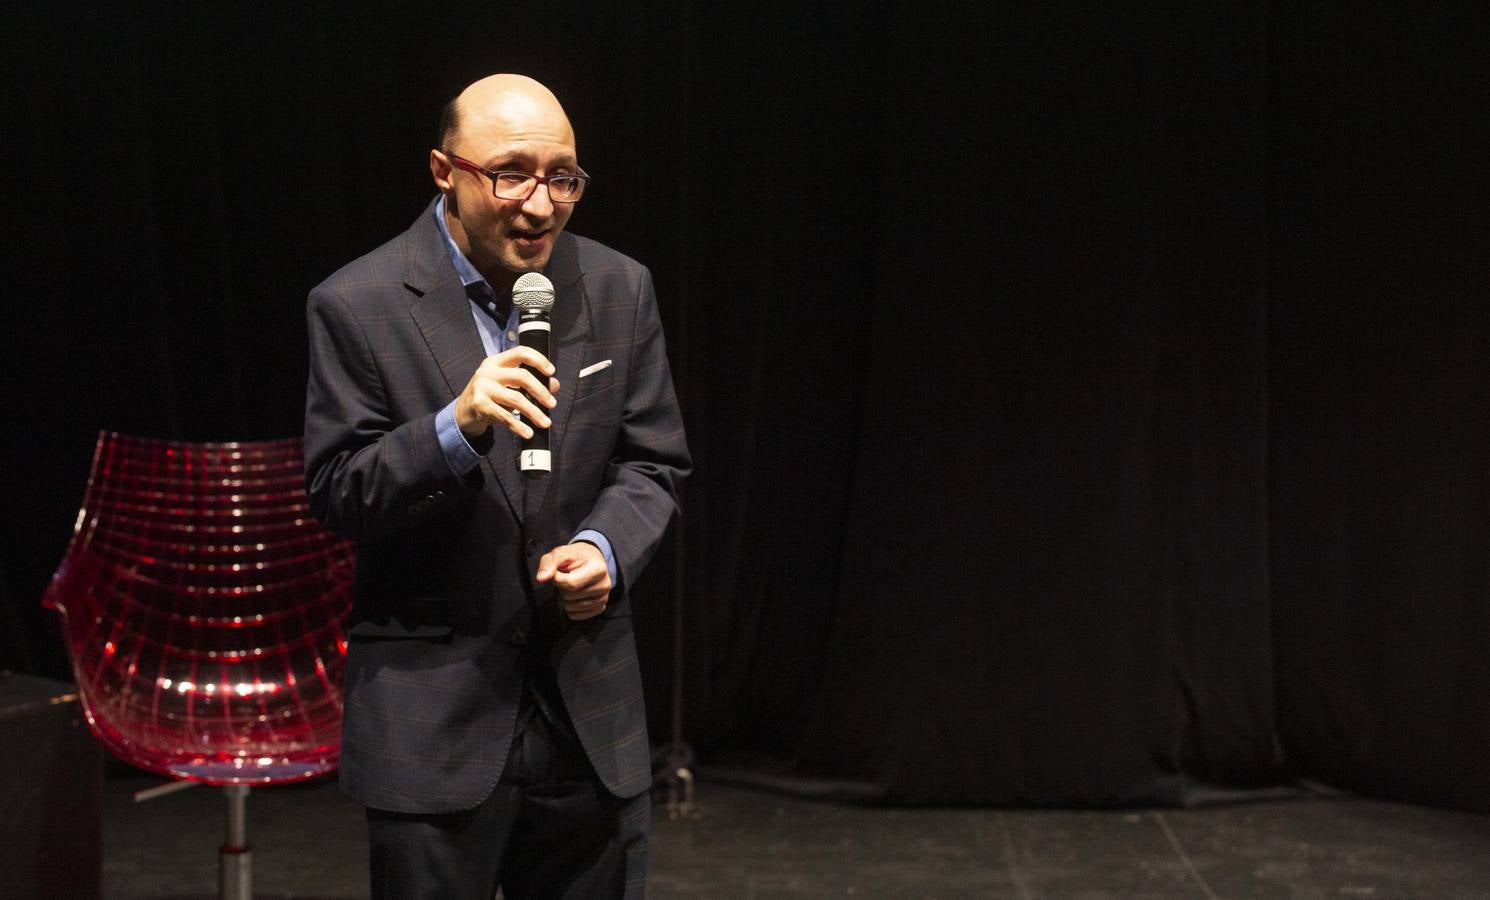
[304,74,689,898]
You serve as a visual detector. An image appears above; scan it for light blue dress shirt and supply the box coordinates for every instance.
[430,196,618,587]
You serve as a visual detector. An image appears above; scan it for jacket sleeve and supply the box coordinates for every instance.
[303,282,479,542]
[577,267,692,591]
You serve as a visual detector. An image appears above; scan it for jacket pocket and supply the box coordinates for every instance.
[346,596,456,640]
[571,366,617,403]
[347,621,454,641]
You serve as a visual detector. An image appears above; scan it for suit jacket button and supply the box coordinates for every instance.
[508,628,527,646]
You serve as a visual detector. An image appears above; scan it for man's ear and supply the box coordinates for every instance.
[430,149,454,193]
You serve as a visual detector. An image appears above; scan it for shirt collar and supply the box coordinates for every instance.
[434,195,511,323]
[433,194,488,290]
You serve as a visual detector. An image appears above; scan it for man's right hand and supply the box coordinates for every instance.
[454,347,561,440]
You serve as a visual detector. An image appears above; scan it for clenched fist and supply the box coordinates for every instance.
[537,542,612,620]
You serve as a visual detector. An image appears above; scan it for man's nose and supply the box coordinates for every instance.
[521,182,554,218]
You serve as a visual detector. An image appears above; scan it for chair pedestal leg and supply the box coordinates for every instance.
[219,784,252,900]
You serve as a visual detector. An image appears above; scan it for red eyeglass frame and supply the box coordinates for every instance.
[443,151,591,202]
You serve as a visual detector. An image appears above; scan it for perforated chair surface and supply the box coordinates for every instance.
[44,432,354,785]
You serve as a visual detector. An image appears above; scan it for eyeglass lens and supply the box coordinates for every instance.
[492,174,586,202]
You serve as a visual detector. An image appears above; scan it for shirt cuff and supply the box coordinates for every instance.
[573,529,619,591]
[436,400,487,477]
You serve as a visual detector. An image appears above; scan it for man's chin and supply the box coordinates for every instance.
[503,239,554,270]
[502,254,551,276]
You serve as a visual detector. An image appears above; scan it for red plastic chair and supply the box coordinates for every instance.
[44,432,353,898]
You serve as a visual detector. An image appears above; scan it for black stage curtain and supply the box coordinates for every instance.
[2,2,1485,811]
[1267,8,1490,812]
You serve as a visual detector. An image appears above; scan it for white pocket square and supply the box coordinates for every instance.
[578,360,613,378]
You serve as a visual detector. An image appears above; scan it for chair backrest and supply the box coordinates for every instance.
[44,432,354,785]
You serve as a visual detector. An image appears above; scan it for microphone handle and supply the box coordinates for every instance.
[518,310,552,476]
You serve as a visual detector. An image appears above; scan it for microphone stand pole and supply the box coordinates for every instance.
[653,521,696,818]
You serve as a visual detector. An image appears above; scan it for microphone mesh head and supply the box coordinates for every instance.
[512,272,556,311]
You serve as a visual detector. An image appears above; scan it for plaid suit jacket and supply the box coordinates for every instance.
[304,199,690,813]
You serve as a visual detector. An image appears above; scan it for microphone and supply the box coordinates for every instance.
[512,272,555,477]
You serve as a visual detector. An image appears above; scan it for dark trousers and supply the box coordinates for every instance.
[365,699,649,899]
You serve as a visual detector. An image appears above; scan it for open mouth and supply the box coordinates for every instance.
[512,228,548,244]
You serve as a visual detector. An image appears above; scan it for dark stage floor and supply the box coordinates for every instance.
[102,770,1490,898]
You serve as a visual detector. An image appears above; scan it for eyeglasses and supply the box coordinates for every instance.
[444,151,591,203]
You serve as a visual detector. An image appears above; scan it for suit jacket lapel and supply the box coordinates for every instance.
[524,234,588,522]
[402,200,525,520]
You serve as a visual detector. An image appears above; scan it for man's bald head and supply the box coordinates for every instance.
[438,74,573,152]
